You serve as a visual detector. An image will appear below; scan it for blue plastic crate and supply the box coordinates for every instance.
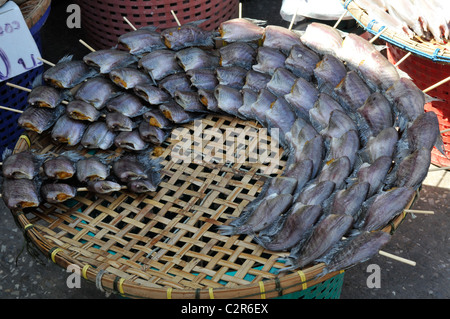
[0,4,51,156]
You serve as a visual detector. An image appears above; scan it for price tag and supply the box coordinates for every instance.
[0,1,43,82]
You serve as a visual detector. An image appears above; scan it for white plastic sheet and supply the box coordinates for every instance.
[280,0,352,23]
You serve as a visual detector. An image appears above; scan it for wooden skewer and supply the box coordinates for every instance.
[7,83,69,105]
[0,105,23,113]
[404,209,435,215]
[171,10,181,27]
[37,57,55,67]
[123,16,137,31]
[79,39,96,52]
[288,5,300,31]
[423,75,450,94]
[394,52,412,67]
[440,128,450,134]
[369,27,387,44]
[378,250,416,266]
[239,2,242,19]
[333,9,348,29]
[429,166,450,172]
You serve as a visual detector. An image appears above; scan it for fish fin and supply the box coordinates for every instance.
[242,18,267,27]
[434,135,448,158]
[1,148,12,161]
[31,74,43,88]
[424,93,444,104]
[58,54,74,64]
[139,25,159,32]
[60,150,86,163]
[216,225,238,236]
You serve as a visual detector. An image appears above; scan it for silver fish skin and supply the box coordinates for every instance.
[66,100,102,122]
[384,78,425,130]
[337,33,379,69]
[300,22,343,56]
[285,116,317,149]
[174,90,207,113]
[320,231,391,275]
[265,97,297,141]
[143,109,172,129]
[325,181,370,221]
[266,67,297,97]
[2,178,40,209]
[219,42,256,70]
[81,122,116,150]
[158,73,193,97]
[252,46,286,76]
[41,183,77,204]
[28,86,62,109]
[87,180,122,194]
[51,115,88,146]
[76,157,110,183]
[292,134,324,178]
[358,127,398,164]
[297,180,335,206]
[109,67,152,89]
[255,203,322,252]
[262,25,302,54]
[405,111,445,156]
[356,92,394,144]
[242,70,272,93]
[161,23,214,50]
[317,156,352,190]
[285,77,319,120]
[159,101,202,124]
[333,70,372,114]
[282,159,314,196]
[249,88,277,125]
[218,193,293,235]
[2,151,40,180]
[43,155,76,180]
[320,109,358,140]
[114,130,149,151]
[138,49,183,82]
[357,50,401,92]
[112,155,149,182]
[106,93,150,118]
[18,105,64,134]
[43,56,97,89]
[216,66,247,90]
[118,27,165,55]
[236,88,258,119]
[214,85,244,118]
[186,69,218,91]
[360,187,415,232]
[350,155,392,197]
[175,47,219,72]
[133,83,171,105]
[314,55,347,93]
[284,43,321,81]
[386,147,431,191]
[83,49,138,74]
[74,76,121,110]
[218,18,265,43]
[198,89,220,113]
[326,130,360,169]
[105,112,136,132]
[281,213,353,271]
[138,121,169,145]
[309,93,344,132]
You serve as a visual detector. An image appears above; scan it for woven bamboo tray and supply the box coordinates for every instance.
[341,0,450,63]
[9,113,417,299]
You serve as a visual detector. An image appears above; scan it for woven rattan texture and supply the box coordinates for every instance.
[76,0,239,50]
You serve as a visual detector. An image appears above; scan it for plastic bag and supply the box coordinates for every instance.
[280,0,352,23]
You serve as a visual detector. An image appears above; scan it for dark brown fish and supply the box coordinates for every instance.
[41,183,77,204]
[2,178,40,209]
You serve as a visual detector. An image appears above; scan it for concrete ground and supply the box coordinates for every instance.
[0,0,448,299]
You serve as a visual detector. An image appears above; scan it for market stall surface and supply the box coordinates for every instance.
[0,0,449,299]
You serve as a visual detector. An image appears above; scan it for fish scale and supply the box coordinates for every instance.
[3,18,441,275]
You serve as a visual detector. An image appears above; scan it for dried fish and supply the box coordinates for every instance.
[51,115,88,146]
[214,84,244,118]
[266,67,297,97]
[2,150,41,180]
[317,156,352,190]
[66,100,102,122]
[105,112,136,132]
[43,154,77,180]
[158,73,192,97]
[83,49,138,74]
[138,121,169,145]
[133,83,171,105]
[309,93,344,132]
[114,130,149,151]
[81,122,116,150]
[219,42,256,70]
[324,182,370,221]
[76,156,110,183]
[249,88,277,125]
[28,85,63,109]
[314,54,347,93]
[109,67,152,89]
[106,93,150,118]
[348,155,392,197]
[118,26,165,55]
[2,178,41,209]
[159,100,202,124]
[252,46,286,75]
[44,55,97,88]
[333,70,372,114]
[186,69,218,91]
[41,183,77,203]
[161,22,214,50]
[265,97,297,141]
[143,109,172,129]
[237,88,258,119]
[326,130,360,169]
[297,180,335,206]
[138,49,183,82]
[18,105,65,134]
[262,25,302,53]
[358,127,398,164]
[218,18,265,43]
[175,47,219,72]
[300,22,343,56]
[74,76,121,110]
[198,89,220,113]
[284,44,321,81]
[320,109,358,140]
[216,66,247,90]
[174,90,207,113]
[242,70,272,93]
[87,180,122,194]
[285,77,319,120]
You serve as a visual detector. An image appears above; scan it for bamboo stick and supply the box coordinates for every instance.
[0,105,23,113]
[333,9,348,29]
[6,83,69,105]
[79,39,96,52]
[369,27,387,44]
[429,166,450,172]
[171,10,181,27]
[37,57,55,67]
[288,6,300,31]
[423,75,450,94]
[404,209,435,215]
[441,128,450,134]
[123,16,137,31]
[239,2,242,19]
[378,250,416,266]
[394,52,412,67]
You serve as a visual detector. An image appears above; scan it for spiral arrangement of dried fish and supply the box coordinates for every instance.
[1,17,443,288]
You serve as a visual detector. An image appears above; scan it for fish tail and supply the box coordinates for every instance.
[217,225,238,236]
